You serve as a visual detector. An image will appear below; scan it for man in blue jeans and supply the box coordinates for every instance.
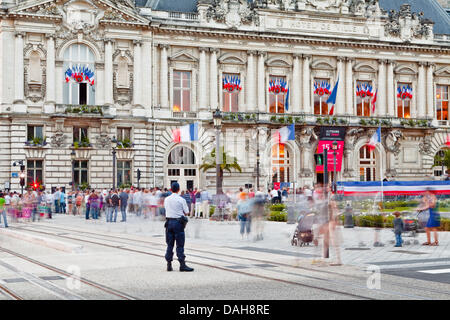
[119,189,129,222]
[53,188,60,213]
[110,190,120,222]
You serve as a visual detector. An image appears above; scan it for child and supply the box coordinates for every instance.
[393,211,404,247]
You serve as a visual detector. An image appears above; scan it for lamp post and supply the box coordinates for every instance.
[70,150,76,191]
[213,108,223,195]
[332,140,338,193]
[111,136,119,190]
[254,113,260,190]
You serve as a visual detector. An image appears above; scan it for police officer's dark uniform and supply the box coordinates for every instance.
[164,182,194,272]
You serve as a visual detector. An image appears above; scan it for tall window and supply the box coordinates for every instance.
[73,127,88,144]
[269,76,287,114]
[356,81,374,117]
[168,146,196,165]
[63,44,95,105]
[222,73,240,112]
[73,160,89,186]
[313,78,331,115]
[397,83,412,118]
[117,161,131,186]
[359,146,377,182]
[27,160,43,186]
[271,144,291,183]
[436,85,449,121]
[27,125,43,141]
[173,71,191,112]
[117,127,131,141]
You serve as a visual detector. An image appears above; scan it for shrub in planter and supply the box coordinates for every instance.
[210,205,216,217]
[270,204,286,212]
[268,211,287,222]
[359,119,367,126]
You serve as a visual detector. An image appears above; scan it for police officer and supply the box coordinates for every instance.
[164,182,194,272]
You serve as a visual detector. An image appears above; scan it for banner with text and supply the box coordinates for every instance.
[316,127,346,173]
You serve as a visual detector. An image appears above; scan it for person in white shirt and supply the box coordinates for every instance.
[164,182,193,272]
[53,188,61,213]
[134,188,142,217]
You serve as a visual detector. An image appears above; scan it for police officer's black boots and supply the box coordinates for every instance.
[167,262,173,272]
[179,261,194,272]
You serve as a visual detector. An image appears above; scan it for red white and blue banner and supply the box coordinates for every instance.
[326,77,339,116]
[356,83,374,99]
[313,81,331,97]
[65,65,95,86]
[397,84,413,100]
[337,181,450,196]
[222,75,242,92]
[172,123,199,143]
[268,79,288,95]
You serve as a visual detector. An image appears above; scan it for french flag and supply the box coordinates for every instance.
[172,123,198,143]
[367,127,381,151]
[326,77,339,116]
[274,124,295,144]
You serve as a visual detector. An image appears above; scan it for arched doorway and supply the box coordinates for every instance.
[358,145,377,181]
[166,145,198,191]
[271,143,292,186]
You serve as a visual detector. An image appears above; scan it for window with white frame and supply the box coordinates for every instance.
[271,144,291,183]
[358,145,377,182]
[173,71,191,112]
[436,85,449,121]
[396,82,412,119]
[63,44,95,105]
[27,125,43,141]
[117,161,132,186]
[73,160,89,186]
[27,160,43,186]
[222,73,240,112]
[313,78,331,115]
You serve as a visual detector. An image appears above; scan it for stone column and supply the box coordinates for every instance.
[417,62,426,118]
[45,34,56,104]
[198,47,208,110]
[336,57,345,115]
[133,40,142,106]
[159,44,169,109]
[257,51,266,113]
[246,50,256,112]
[209,48,219,111]
[142,39,152,115]
[377,59,387,117]
[104,39,114,105]
[345,58,354,115]
[426,63,435,120]
[14,32,25,102]
[302,55,311,114]
[292,54,301,114]
[56,61,64,104]
[386,60,395,117]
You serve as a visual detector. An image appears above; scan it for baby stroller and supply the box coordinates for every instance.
[291,213,315,247]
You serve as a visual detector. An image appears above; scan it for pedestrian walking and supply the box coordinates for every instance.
[0,193,8,228]
[119,188,129,222]
[164,182,193,272]
[45,191,53,219]
[418,189,440,246]
[53,187,60,214]
[200,189,210,219]
[88,191,100,220]
[237,193,252,239]
[393,211,404,247]
[59,187,66,214]
[110,190,120,222]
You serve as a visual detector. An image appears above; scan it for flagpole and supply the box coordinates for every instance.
[380,136,384,204]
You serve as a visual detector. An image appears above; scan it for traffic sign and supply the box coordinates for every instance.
[11,172,18,178]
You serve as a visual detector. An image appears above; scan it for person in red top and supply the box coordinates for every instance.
[248,188,255,199]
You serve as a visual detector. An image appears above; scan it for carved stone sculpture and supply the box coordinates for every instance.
[384,130,403,155]
[419,134,433,155]
[206,0,259,28]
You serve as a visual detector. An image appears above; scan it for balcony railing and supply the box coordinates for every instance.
[172,111,198,119]
[55,104,113,117]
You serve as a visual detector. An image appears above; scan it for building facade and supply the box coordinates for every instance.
[0,0,449,193]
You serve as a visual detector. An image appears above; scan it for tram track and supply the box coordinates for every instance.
[17,223,450,298]
[0,281,23,300]
[8,223,446,300]
[0,245,139,300]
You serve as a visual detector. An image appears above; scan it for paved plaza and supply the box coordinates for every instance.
[0,214,449,300]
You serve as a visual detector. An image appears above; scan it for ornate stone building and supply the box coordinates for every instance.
[0,0,449,192]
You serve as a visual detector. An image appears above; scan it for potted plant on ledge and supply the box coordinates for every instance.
[25,136,47,147]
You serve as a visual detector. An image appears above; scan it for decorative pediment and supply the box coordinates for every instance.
[218,53,245,65]
[203,0,259,29]
[266,56,291,68]
[395,64,417,75]
[169,50,198,63]
[435,66,450,77]
[8,0,149,26]
[354,63,376,73]
[311,60,334,70]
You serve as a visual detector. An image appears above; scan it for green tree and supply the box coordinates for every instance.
[434,149,450,172]
[199,148,242,178]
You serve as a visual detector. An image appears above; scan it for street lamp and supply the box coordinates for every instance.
[332,140,338,193]
[213,108,223,196]
[111,136,119,190]
[70,149,76,191]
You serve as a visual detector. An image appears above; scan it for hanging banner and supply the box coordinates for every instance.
[316,127,346,173]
